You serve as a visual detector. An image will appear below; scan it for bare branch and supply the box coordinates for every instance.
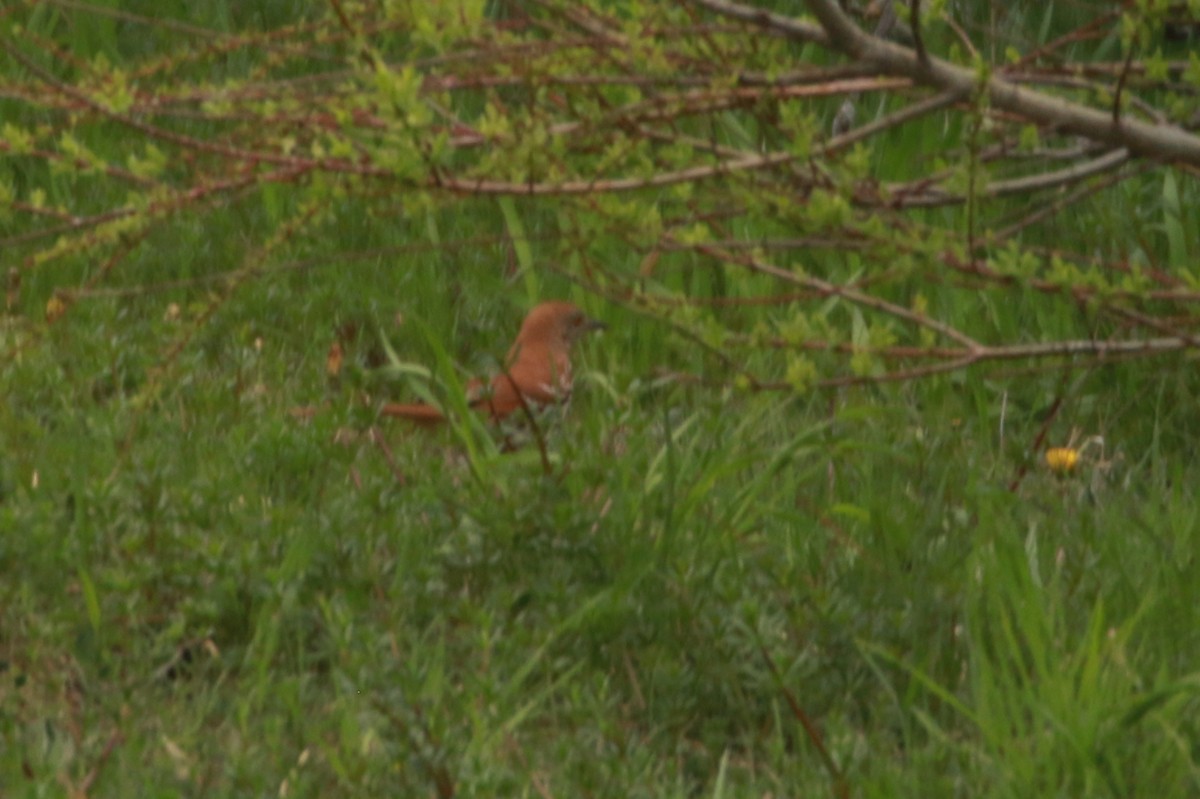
[693,0,1200,166]
[691,241,983,350]
[993,160,1151,241]
[885,148,1131,208]
[682,0,829,45]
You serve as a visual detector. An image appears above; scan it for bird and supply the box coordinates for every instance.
[380,300,605,425]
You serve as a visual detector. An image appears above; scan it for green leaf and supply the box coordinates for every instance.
[498,196,539,304]
[2,122,34,154]
[785,355,818,392]
[1162,171,1187,270]
[1145,49,1169,82]
[78,568,102,637]
[1184,52,1200,88]
[1018,124,1040,151]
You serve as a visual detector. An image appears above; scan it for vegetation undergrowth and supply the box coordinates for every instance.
[2,1,1199,796]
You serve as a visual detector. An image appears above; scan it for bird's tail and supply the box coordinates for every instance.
[379,402,446,425]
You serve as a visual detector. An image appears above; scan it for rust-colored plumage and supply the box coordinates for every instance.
[381,301,605,425]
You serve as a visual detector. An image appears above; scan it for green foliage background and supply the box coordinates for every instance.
[2,1,1199,796]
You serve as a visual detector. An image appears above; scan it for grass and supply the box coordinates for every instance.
[5,283,1199,796]
[3,1,1200,796]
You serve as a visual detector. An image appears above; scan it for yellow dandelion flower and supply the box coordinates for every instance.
[1045,447,1080,474]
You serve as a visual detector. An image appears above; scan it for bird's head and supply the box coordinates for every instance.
[515,301,606,351]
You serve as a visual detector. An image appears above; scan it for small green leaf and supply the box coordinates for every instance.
[785,355,818,392]
[1145,49,1169,82]
[2,122,35,154]
[78,568,102,636]
[1018,124,1040,151]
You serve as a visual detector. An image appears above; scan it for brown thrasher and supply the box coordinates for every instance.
[381,300,605,425]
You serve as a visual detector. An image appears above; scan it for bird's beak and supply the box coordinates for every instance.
[584,316,607,333]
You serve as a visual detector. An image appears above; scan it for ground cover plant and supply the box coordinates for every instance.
[2,0,1200,796]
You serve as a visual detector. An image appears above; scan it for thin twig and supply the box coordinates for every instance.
[369,428,408,486]
[500,369,554,476]
[78,728,124,796]
[1008,371,1069,492]
[910,0,929,68]
[1112,31,1137,126]
[759,645,849,799]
